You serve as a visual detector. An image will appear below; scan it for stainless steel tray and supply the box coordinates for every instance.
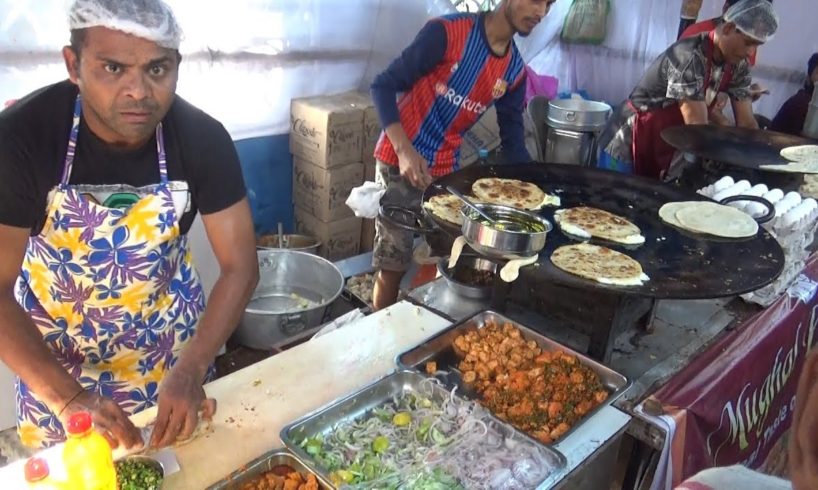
[206,449,331,489]
[396,310,631,443]
[281,370,566,489]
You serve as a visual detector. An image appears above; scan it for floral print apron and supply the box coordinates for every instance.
[15,96,208,448]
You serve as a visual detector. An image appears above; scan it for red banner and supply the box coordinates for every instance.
[652,254,818,486]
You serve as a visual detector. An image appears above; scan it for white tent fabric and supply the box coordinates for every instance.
[1,0,816,139]
[0,0,453,139]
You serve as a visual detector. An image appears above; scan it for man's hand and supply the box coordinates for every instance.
[396,146,433,189]
[150,361,216,448]
[790,348,818,490]
[60,390,143,450]
[749,83,769,102]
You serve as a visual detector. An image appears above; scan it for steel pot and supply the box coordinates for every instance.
[256,234,320,255]
[461,203,552,259]
[437,254,498,299]
[547,99,612,132]
[233,250,343,349]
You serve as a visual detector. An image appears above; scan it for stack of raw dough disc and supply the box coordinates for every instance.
[659,201,758,238]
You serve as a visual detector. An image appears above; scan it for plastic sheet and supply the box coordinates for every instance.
[1,0,816,137]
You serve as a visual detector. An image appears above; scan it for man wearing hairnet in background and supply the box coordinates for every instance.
[598,0,778,180]
[0,0,259,449]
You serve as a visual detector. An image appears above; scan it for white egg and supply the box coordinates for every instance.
[762,189,784,204]
[748,184,768,196]
[713,176,735,192]
[713,180,752,202]
[780,192,803,210]
[746,202,768,217]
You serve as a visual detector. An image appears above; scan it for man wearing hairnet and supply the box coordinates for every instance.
[598,0,778,180]
[0,0,259,449]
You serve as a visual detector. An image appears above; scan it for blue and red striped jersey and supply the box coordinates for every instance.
[371,13,529,176]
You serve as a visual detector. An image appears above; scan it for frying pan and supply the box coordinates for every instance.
[661,125,817,170]
[401,163,784,300]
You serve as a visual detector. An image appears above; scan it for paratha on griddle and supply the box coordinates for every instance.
[554,207,645,244]
[551,243,649,286]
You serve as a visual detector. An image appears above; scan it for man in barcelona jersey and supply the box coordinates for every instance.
[370,0,555,310]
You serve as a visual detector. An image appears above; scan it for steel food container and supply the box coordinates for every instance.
[436,255,498,299]
[281,370,566,489]
[547,99,612,131]
[396,310,631,443]
[232,250,343,349]
[461,203,552,259]
[206,449,331,489]
[256,234,321,255]
[115,455,165,489]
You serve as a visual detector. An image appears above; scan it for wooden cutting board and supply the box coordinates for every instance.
[154,301,449,489]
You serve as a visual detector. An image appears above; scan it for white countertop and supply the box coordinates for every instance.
[0,301,631,489]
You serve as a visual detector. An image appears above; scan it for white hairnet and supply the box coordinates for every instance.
[68,0,182,50]
[723,0,778,43]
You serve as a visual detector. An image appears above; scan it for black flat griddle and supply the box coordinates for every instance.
[423,163,784,300]
[662,125,817,169]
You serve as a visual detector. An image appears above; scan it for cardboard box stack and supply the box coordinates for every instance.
[290,94,366,261]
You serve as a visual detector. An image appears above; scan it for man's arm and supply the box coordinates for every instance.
[678,100,709,125]
[726,60,757,129]
[732,98,759,129]
[371,20,447,188]
[495,77,531,164]
[0,224,83,411]
[0,223,142,447]
[150,198,258,447]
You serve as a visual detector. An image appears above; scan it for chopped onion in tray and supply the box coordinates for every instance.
[299,378,558,489]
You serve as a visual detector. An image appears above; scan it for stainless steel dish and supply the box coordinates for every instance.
[436,255,498,300]
[256,234,320,255]
[547,99,612,131]
[396,310,631,443]
[281,370,566,489]
[461,203,552,259]
[206,449,331,489]
[115,455,164,489]
[232,250,343,349]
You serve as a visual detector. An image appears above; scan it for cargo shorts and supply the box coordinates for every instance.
[372,161,424,272]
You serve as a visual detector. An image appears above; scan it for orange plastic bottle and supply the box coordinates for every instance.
[24,457,63,489]
[62,412,117,490]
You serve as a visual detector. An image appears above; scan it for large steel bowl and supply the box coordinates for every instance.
[233,250,343,349]
[461,203,552,259]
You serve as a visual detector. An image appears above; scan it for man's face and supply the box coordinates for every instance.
[504,0,555,37]
[719,23,763,65]
[62,27,179,148]
[811,65,818,85]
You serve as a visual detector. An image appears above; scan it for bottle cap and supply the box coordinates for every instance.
[24,457,49,482]
[67,411,93,435]
[478,148,489,158]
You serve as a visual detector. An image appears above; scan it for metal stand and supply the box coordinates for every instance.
[510,279,655,363]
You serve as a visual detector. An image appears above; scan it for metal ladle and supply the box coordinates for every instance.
[445,186,495,223]
[277,222,287,249]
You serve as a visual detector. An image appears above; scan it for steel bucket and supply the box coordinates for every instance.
[547,99,612,131]
[233,250,343,349]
